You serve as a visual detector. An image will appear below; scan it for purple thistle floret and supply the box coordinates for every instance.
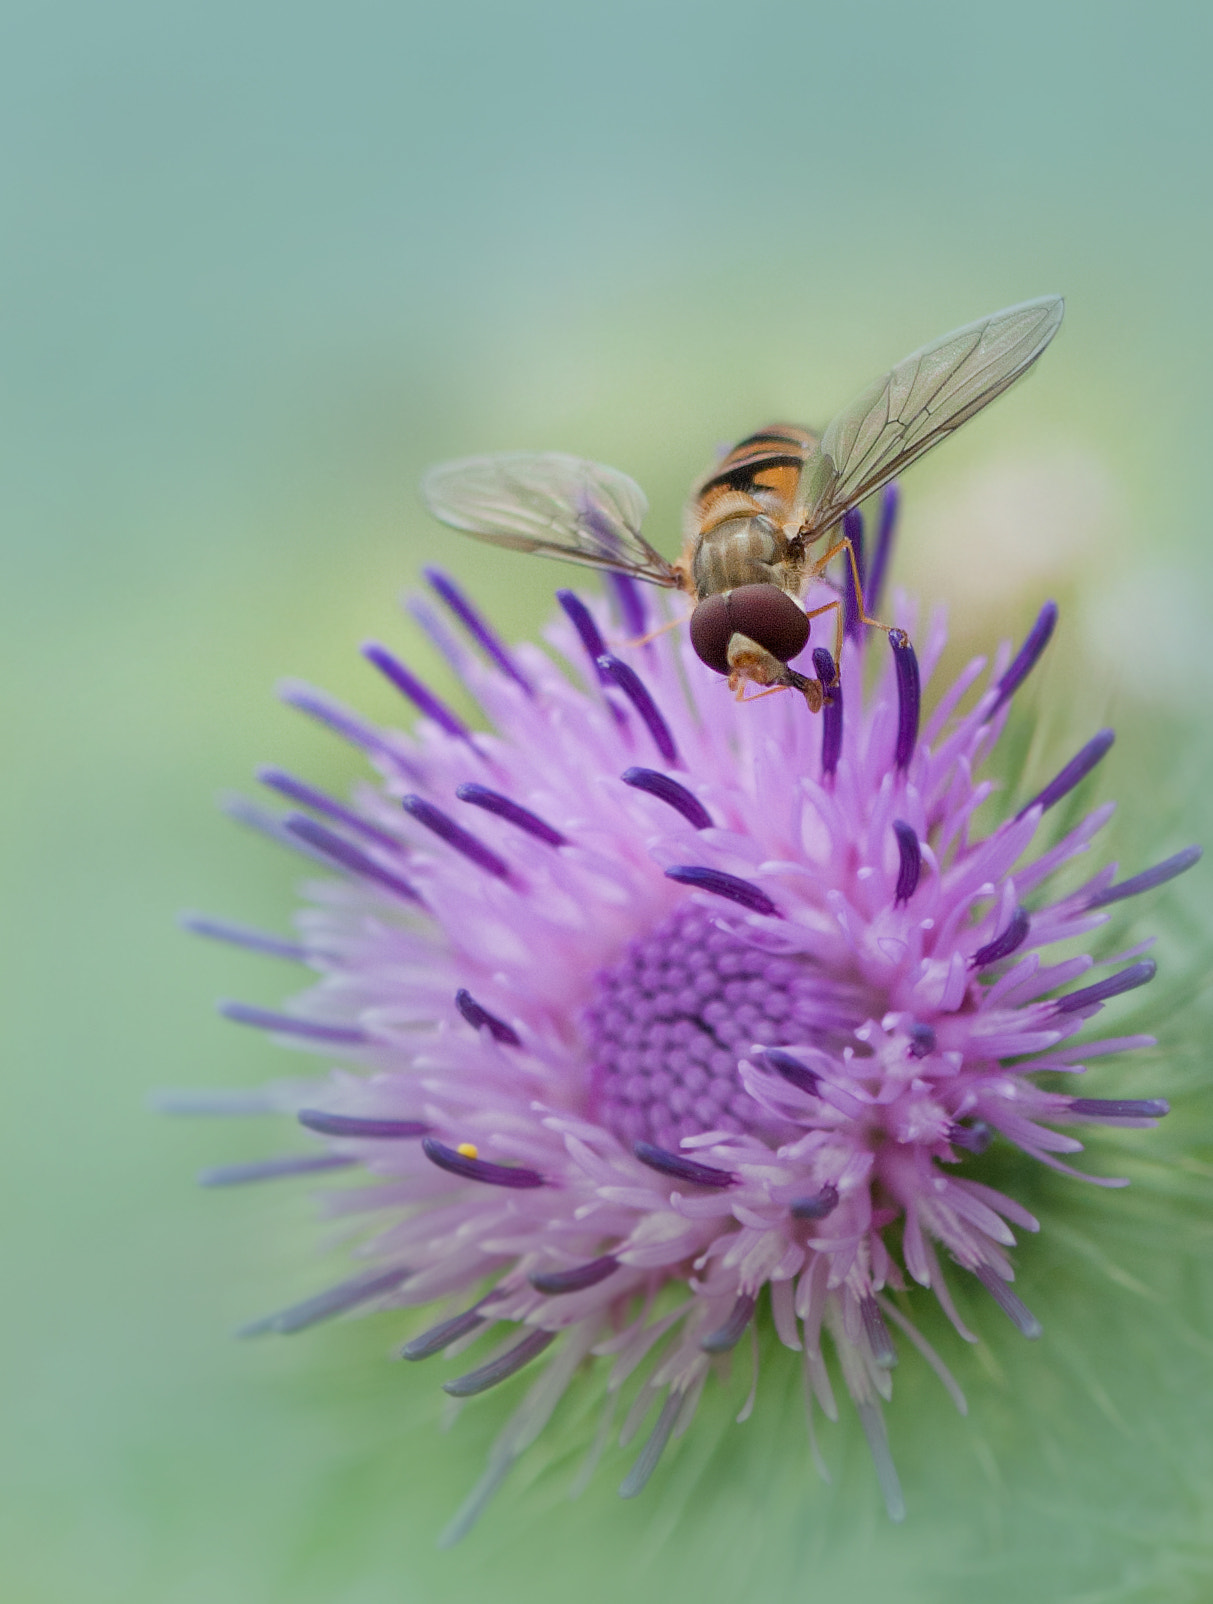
[180,499,1198,1541]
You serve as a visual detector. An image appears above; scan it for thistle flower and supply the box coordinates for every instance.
[179,487,1197,1541]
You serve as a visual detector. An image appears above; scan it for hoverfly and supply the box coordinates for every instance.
[422,297,1064,713]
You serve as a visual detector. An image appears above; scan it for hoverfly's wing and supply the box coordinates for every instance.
[800,296,1064,535]
[421,452,683,587]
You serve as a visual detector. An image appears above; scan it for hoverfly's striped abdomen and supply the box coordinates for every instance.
[687,424,816,601]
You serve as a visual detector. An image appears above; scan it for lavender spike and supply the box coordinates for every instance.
[971,1263,1042,1339]
[442,1328,557,1397]
[1017,729,1115,819]
[790,1183,839,1220]
[421,1137,545,1189]
[633,1141,735,1188]
[813,647,842,779]
[760,1048,821,1097]
[400,1299,491,1360]
[608,572,648,638]
[621,768,712,829]
[362,642,471,742]
[664,865,779,917]
[455,783,566,846]
[455,988,521,1046]
[1088,845,1202,908]
[842,506,865,641]
[258,767,402,851]
[284,814,422,904]
[892,820,921,904]
[297,1109,430,1138]
[180,915,308,964]
[865,483,899,617]
[199,1153,356,1186]
[972,906,1030,968]
[992,601,1059,712]
[1066,1097,1169,1120]
[218,1002,368,1045]
[402,796,510,880]
[861,1295,897,1368]
[424,568,533,694]
[1055,959,1156,1015]
[277,681,410,767]
[701,1293,756,1353]
[619,1390,684,1498]
[890,630,920,771]
[597,656,680,765]
[556,591,610,681]
[237,1265,410,1337]
[530,1255,621,1295]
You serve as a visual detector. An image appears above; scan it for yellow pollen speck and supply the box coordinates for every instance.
[456,1142,479,1159]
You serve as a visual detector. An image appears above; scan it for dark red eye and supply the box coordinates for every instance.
[690,584,810,676]
[688,592,733,673]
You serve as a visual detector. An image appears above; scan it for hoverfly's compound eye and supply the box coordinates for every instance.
[689,584,811,676]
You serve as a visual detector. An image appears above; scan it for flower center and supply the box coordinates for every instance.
[583,906,853,1150]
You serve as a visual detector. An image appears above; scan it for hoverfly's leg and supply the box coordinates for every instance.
[816,536,896,638]
[803,597,844,676]
[626,614,684,650]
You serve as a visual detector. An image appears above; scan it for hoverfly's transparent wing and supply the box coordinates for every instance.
[801,296,1064,535]
[422,452,683,587]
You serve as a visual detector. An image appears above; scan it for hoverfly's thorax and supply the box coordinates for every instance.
[691,512,787,598]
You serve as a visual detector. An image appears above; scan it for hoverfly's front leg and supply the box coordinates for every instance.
[811,534,896,660]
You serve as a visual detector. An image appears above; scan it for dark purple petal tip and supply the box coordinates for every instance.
[1088,845,1202,908]
[557,590,609,679]
[455,783,566,846]
[1019,729,1115,819]
[455,988,522,1045]
[843,506,865,641]
[906,1023,936,1059]
[972,905,1030,969]
[861,1295,897,1368]
[972,1263,1042,1339]
[530,1254,620,1295]
[421,1136,545,1189]
[424,567,533,693]
[633,1141,735,1189]
[947,1118,992,1155]
[865,482,899,617]
[361,641,471,741]
[297,1109,430,1139]
[238,1265,411,1337]
[199,1153,357,1186]
[597,655,680,765]
[621,768,712,829]
[664,865,779,917]
[442,1328,557,1396]
[993,600,1059,711]
[889,630,920,771]
[701,1292,756,1353]
[1055,959,1156,1015]
[284,814,422,904]
[892,819,921,904]
[218,1001,369,1045]
[813,648,842,778]
[759,1048,821,1097]
[402,795,511,879]
[400,1302,488,1361]
[790,1183,839,1220]
[1066,1097,1169,1120]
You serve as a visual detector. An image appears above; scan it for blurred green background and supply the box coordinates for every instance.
[4,2,1213,1600]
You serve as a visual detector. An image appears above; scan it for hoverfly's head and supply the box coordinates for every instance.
[689,583,811,677]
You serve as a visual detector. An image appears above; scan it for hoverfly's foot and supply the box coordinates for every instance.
[786,667,824,715]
